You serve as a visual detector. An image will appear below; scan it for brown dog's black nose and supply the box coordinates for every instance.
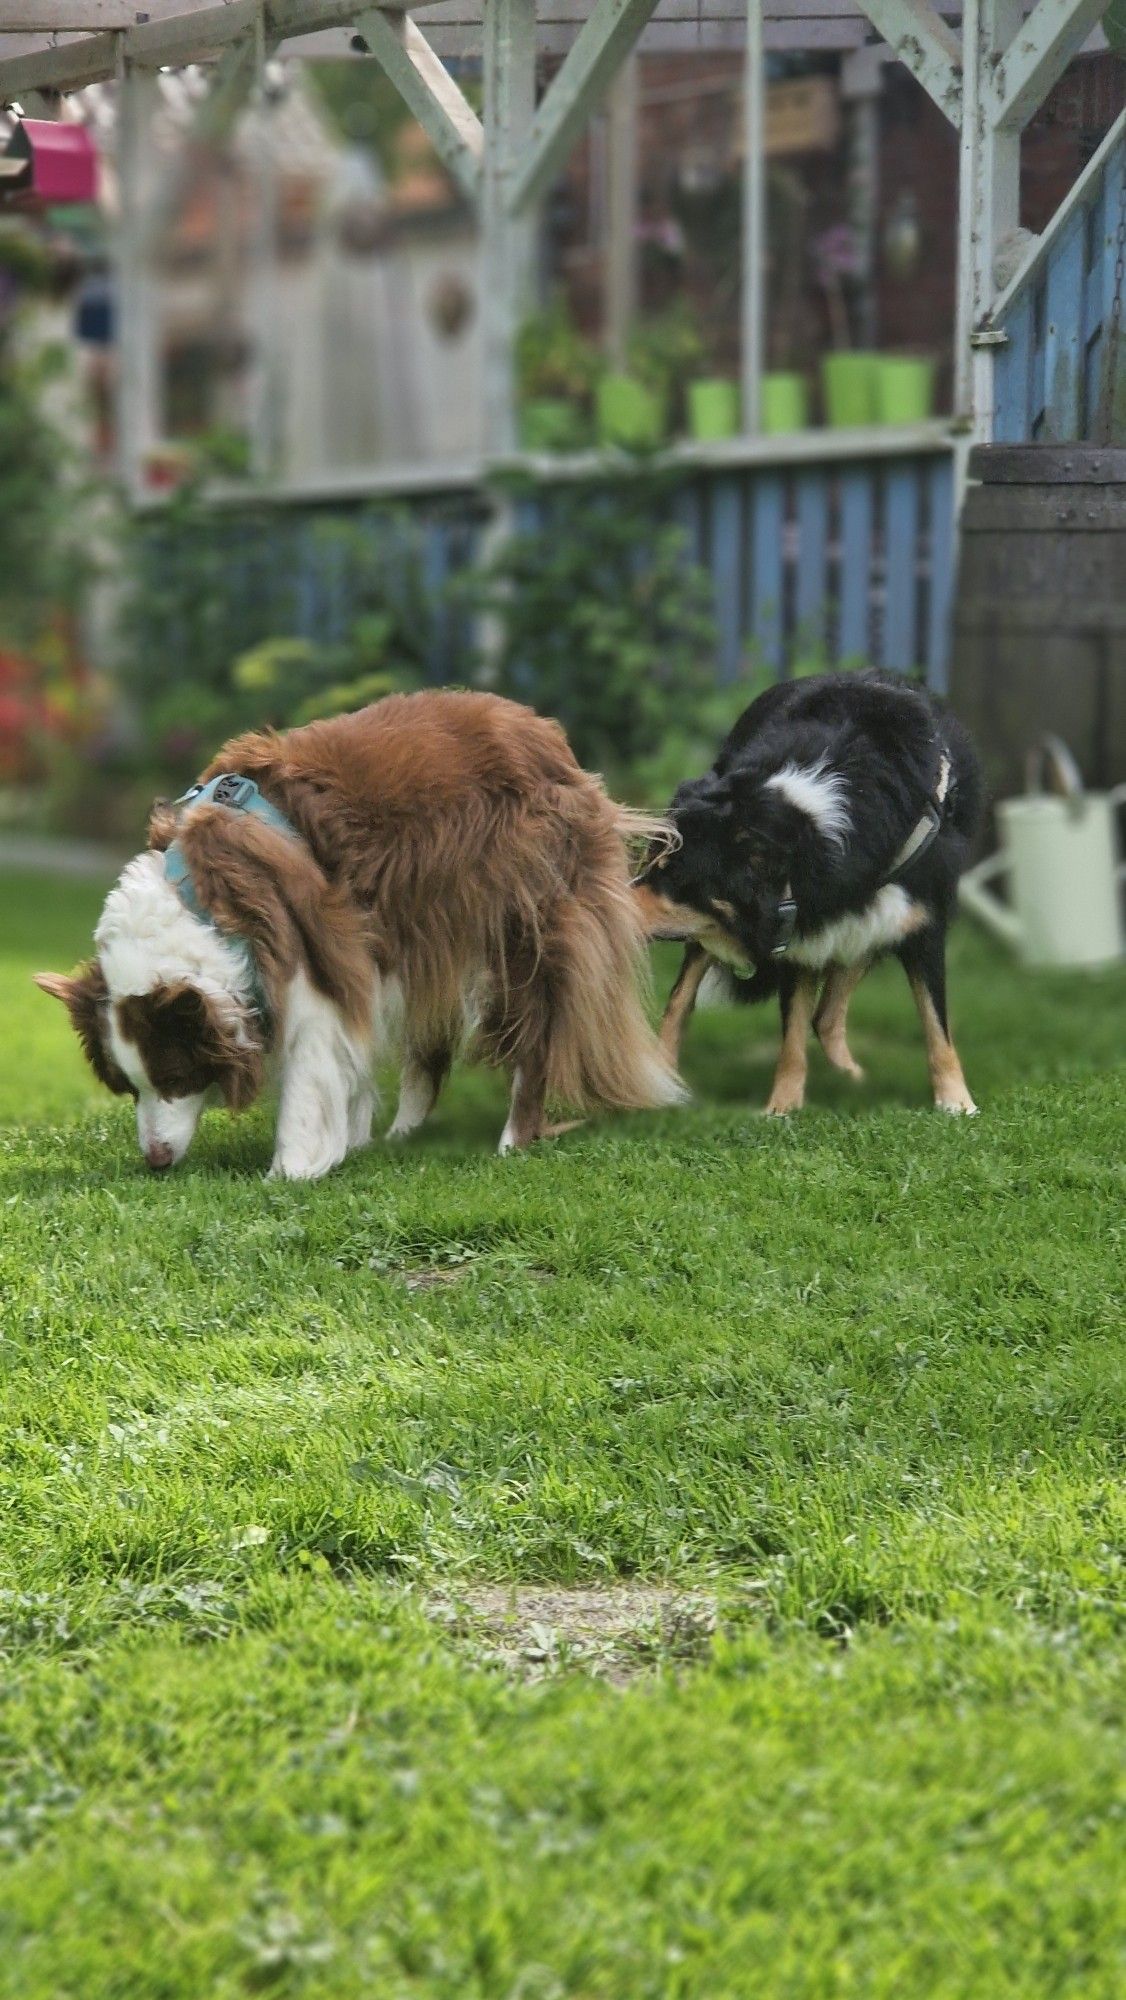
[145,1142,174,1172]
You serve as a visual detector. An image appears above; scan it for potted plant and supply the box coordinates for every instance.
[814,225,876,427]
[688,375,739,441]
[761,372,809,434]
[596,303,706,448]
[516,301,599,452]
[874,354,935,425]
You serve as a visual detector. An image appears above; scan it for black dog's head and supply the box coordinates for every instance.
[637,748,844,966]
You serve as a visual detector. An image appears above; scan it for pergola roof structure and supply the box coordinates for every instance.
[0,0,1117,478]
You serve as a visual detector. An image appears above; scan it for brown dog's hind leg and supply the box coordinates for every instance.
[765,967,820,1115]
[497,1054,549,1154]
[387,1044,453,1140]
[813,961,868,1079]
[898,927,977,1115]
[660,943,710,1064]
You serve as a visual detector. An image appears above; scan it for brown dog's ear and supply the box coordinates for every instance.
[34,971,82,1005]
[146,798,178,852]
[208,1012,264,1112]
[34,962,133,1095]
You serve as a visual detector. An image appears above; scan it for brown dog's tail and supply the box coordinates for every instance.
[544,803,688,1115]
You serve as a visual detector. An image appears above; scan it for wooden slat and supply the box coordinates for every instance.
[994,290,1033,441]
[881,461,918,670]
[670,479,704,569]
[837,466,872,661]
[1042,211,1085,440]
[750,472,784,672]
[711,475,744,683]
[794,468,829,652]
[925,453,955,693]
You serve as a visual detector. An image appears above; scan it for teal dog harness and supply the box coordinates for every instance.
[164,773,300,1021]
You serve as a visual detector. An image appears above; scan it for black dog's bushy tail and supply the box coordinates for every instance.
[944,713,987,848]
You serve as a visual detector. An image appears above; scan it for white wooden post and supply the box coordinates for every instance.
[248,13,281,478]
[740,0,766,433]
[482,0,537,454]
[115,50,160,501]
[955,0,1022,434]
[605,53,638,369]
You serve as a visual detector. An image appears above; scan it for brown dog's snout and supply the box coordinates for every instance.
[145,1141,174,1172]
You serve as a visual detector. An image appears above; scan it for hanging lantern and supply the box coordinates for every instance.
[0,120,98,205]
[883,191,921,283]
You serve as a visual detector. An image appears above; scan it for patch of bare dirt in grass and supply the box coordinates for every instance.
[427,1584,717,1685]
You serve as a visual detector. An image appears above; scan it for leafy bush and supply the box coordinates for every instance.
[467,471,716,775]
[121,484,456,777]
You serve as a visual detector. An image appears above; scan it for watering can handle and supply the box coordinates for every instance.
[1025,735,1084,802]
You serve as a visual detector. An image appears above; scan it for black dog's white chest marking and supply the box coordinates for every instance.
[787,886,925,971]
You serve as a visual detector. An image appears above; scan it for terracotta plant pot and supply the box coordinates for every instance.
[688,378,740,440]
[761,372,809,435]
[874,356,935,425]
[821,351,877,428]
[596,374,666,450]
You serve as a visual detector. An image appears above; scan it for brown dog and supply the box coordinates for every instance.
[38,690,686,1176]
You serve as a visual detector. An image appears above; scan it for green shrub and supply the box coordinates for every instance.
[467,471,716,775]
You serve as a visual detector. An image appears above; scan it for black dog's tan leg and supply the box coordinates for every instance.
[765,967,819,1116]
[899,929,976,1115]
[813,962,868,1079]
[660,943,710,1063]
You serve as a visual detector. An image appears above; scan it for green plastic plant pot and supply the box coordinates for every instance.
[761,372,809,435]
[874,356,935,425]
[596,374,666,450]
[821,351,877,428]
[687,378,740,441]
[519,398,586,451]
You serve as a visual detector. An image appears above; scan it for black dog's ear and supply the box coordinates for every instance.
[671,773,733,824]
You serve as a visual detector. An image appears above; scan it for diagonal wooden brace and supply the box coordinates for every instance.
[506,0,662,217]
[351,7,483,205]
[854,0,963,128]
[989,0,1108,130]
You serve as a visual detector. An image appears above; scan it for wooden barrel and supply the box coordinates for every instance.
[950,444,1126,804]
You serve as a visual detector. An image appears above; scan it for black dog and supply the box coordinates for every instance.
[636,671,984,1115]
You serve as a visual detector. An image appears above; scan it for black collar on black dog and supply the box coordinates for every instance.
[770,744,952,957]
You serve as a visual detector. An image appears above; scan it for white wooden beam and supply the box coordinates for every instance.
[0,0,362,98]
[990,0,1107,130]
[604,52,638,366]
[740,0,765,431]
[852,0,962,126]
[481,0,536,452]
[350,8,482,203]
[955,0,1020,431]
[507,0,662,216]
[115,57,161,501]
[140,35,258,253]
[2,4,138,25]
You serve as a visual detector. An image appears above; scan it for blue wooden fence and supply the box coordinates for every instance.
[993,118,1126,445]
[662,446,955,689]
[140,436,956,698]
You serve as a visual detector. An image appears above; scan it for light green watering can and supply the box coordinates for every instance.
[960,738,1126,969]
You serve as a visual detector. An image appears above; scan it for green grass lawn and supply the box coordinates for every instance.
[1,866,1124,1997]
